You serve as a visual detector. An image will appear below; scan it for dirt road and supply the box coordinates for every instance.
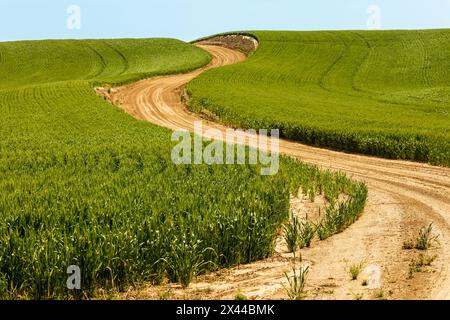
[100,43,450,300]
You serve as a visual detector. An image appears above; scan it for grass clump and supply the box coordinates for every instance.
[299,222,315,248]
[374,290,386,300]
[158,291,171,300]
[234,291,248,300]
[284,215,302,253]
[162,238,216,288]
[403,223,439,251]
[284,263,309,300]
[348,261,365,281]
[316,184,368,240]
[284,215,316,252]
[415,224,439,250]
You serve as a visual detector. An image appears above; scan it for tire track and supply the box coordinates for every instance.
[104,41,130,75]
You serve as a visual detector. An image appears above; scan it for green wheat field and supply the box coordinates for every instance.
[189,30,449,165]
[0,37,367,298]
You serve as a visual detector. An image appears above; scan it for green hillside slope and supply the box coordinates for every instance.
[0,38,212,87]
[188,30,450,165]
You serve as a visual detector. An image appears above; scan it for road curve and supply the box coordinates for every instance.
[101,44,450,300]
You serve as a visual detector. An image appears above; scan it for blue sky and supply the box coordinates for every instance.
[1,0,449,42]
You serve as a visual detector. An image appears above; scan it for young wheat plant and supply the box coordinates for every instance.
[348,261,365,280]
[415,223,439,250]
[284,264,310,300]
[284,214,301,252]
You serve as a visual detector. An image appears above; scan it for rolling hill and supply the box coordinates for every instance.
[188,30,450,165]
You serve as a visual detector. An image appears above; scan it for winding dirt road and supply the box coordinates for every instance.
[100,43,450,300]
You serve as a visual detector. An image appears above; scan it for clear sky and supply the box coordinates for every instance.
[1,0,449,42]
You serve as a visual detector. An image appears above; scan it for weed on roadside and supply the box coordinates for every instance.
[403,223,439,251]
[348,261,365,280]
